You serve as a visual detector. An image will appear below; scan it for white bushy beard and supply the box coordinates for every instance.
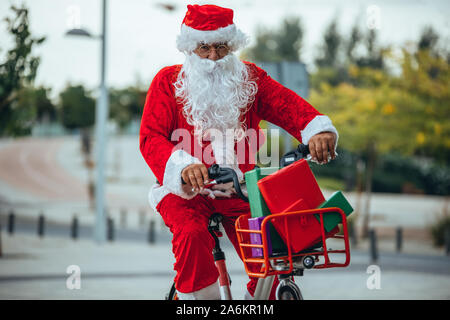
[174,53,257,141]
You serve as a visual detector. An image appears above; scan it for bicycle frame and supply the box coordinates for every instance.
[167,150,352,300]
[208,213,232,300]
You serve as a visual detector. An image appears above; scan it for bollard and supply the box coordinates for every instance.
[120,208,127,229]
[107,217,114,242]
[148,220,155,244]
[0,223,3,257]
[396,227,403,253]
[349,221,357,247]
[160,216,166,231]
[37,214,45,238]
[369,229,378,263]
[139,209,146,228]
[8,211,15,235]
[445,226,450,256]
[71,216,79,240]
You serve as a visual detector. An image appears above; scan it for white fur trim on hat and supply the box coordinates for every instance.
[176,24,248,53]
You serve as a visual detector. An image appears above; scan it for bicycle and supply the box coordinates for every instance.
[166,144,351,300]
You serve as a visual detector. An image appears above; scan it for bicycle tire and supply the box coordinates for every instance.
[276,283,303,300]
[165,282,178,300]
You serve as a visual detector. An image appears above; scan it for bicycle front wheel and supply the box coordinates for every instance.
[165,282,178,300]
[276,280,303,300]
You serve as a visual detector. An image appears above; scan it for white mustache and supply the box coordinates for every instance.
[191,54,234,74]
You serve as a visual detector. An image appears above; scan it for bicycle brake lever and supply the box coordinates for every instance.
[280,144,310,167]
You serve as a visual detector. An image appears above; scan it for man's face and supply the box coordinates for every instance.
[177,43,257,135]
[194,42,230,61]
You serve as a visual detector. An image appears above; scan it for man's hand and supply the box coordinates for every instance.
[308,131,337,164]
[181,163,209,192]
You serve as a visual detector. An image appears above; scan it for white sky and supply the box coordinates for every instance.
[1,0,449,100]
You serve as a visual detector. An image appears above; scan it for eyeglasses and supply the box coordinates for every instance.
[196,43,230,57]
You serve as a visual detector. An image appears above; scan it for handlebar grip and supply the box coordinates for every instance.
[180,164,248,202]
[207,164,221,179]
[297,144,310,156]
[208,164,234,184]
[181,164,230,184]
[280,143,310,168]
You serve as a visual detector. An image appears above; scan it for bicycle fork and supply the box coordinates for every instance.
[213,247,232,300]
[208,213,232,300]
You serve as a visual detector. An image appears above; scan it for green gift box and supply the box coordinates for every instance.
[316,191,354,232]
[245,167,287,254]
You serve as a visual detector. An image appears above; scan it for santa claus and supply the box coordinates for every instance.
[139,4,338,300]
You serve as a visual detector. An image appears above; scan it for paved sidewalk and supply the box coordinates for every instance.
[0,232,449,300]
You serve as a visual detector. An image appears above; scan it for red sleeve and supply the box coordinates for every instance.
[139,66,178,184]
[252,64,321,143]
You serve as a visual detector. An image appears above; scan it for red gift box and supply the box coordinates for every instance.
[257,159,325,213]
[257,160,338,253]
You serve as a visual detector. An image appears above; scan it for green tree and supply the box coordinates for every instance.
[310,44,449,235]
[0,5,45,136]
[109,86,146,131]
[311,18,350,87]
[345,22,363,65]
[354,29,384,69]
[312,23,387,88]
[397,48,450,163]
[242,17,304,62]
[59,85,95,130]
[315,18,342,68]
[276,17,304,62]
[418,26,439,53]
[17,86,57,122]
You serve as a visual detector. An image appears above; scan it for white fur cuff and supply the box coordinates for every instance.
[162,149,201,199]
[300,115,339,146]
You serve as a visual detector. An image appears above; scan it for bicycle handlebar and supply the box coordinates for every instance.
[180,164,249,202]
[279,143,310,168]
[180,144,311,203]
[207,164,248,202]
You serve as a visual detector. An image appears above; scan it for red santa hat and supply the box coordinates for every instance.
[176,4,248,53]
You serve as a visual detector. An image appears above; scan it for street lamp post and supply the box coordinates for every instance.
[66,0,109,244]
[94,0,108,244]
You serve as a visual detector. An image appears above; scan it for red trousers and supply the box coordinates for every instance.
[156,193,278,298]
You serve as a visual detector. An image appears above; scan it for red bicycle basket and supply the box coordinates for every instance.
[235,208,351,278]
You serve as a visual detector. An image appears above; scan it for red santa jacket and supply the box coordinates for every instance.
[140,62,338,210]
